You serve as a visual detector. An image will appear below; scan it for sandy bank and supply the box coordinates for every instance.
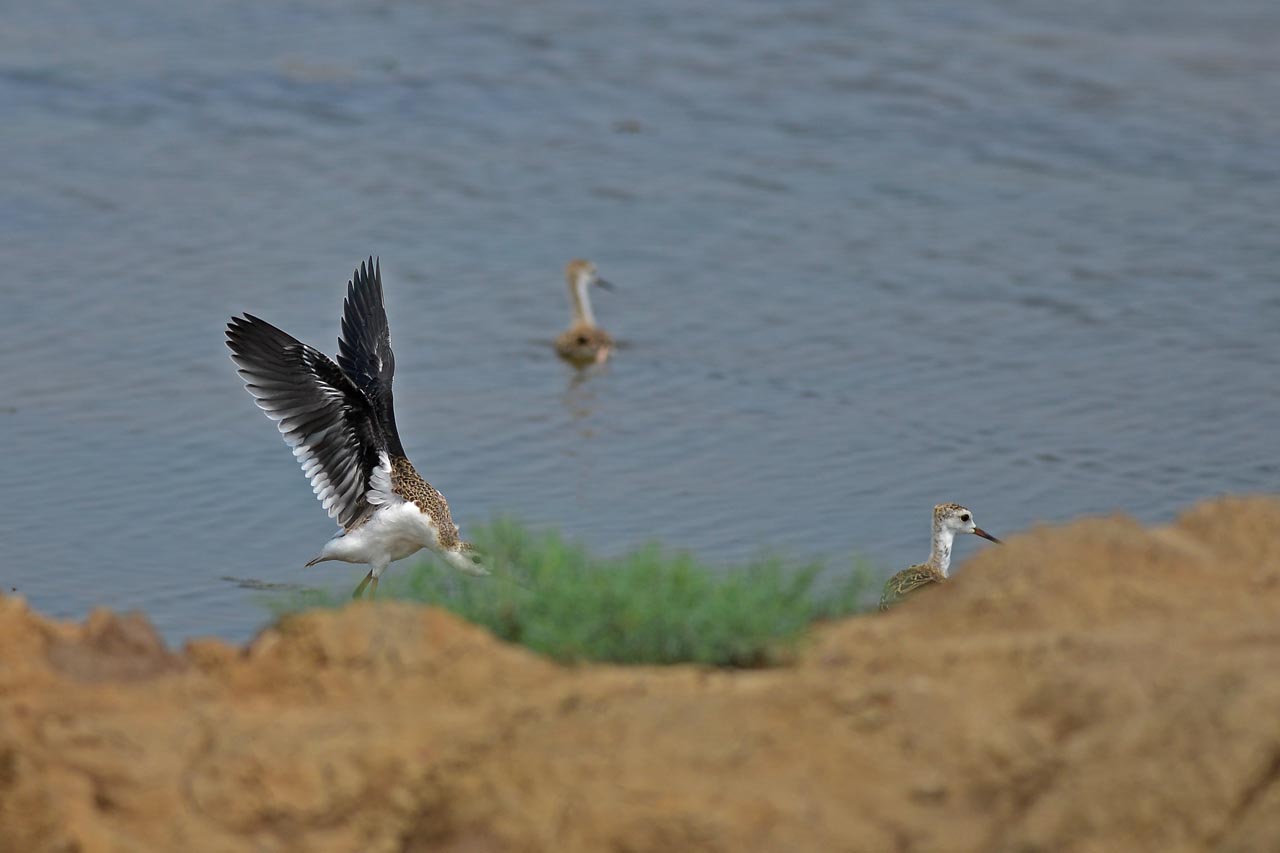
[2,496,1279,852]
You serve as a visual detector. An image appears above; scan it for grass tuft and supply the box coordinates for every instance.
[269,518,875,667]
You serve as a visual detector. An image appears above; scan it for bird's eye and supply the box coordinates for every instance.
[960,513,971,522]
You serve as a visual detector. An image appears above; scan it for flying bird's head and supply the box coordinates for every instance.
[443,541,490,577]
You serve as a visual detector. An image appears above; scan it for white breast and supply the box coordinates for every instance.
[320,503,442,568]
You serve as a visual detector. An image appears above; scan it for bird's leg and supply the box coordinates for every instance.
[352,571,374,600]
[369,576,379,598]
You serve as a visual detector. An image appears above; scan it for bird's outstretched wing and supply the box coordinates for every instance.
[336,257,404,455]
[227,313,391,531]
[878,564,943,611]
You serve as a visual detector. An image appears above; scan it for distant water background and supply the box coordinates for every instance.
[2,0,1277,643]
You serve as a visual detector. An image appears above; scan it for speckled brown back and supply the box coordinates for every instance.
[389,455,460,548]
[878,563,946,611]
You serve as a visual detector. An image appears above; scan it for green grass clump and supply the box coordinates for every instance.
[271,518,874,667]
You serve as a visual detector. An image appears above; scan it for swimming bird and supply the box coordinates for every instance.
[225,257,487,599]
[554,259,615,365]
[878,503,1000,611]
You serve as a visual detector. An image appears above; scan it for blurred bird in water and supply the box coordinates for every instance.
[554,259,615,366]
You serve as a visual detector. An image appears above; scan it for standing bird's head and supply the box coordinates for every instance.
[934,503,1001,543]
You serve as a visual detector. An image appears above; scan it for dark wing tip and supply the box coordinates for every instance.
[224,313,258,351]
[342,257,387,343]
[338,255,393,376]
[225,313,292,354]
[225,312,271,334]
[349,255,384,302]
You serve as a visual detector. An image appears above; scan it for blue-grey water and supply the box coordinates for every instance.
[2,0,1278,643]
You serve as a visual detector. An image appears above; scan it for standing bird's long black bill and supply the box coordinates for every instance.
[973,527,1001,543]
[594,278,617,292]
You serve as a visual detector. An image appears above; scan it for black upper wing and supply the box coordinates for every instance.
[336,257,404,455]
[226,313,386,530]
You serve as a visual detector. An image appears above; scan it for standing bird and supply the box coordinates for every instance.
[878,503,1000,611]
[226,258,487,599]
[554,258,615,365]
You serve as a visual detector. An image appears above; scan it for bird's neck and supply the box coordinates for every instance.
[928,527,956,577]
[569,274,596,327]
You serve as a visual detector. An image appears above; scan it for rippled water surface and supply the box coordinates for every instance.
[3,0,1278,642]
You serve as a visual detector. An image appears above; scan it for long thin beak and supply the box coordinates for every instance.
[973,527,1001,544]
[594,277,616,292]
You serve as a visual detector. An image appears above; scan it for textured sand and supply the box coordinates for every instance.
[2,496,1278,852]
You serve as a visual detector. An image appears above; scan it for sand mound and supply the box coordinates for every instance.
[2,496,1279,852]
